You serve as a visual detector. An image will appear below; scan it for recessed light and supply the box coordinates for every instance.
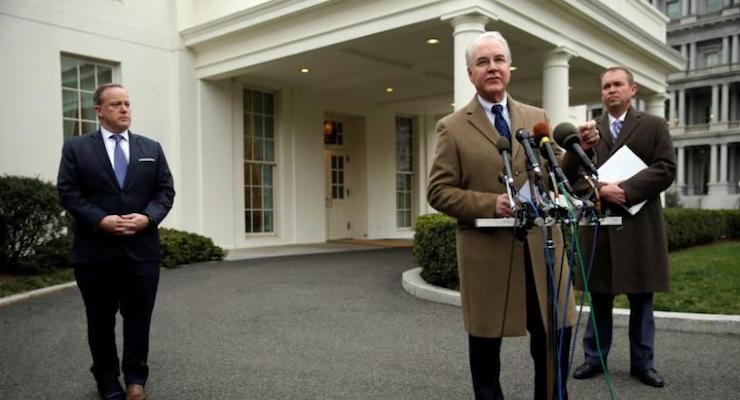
[451,103,455,107]
[510,66,518,71]
[385,87,394,93]
[300,67,310,73]
[426,38,440,45]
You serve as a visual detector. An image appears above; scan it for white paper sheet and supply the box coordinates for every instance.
[597,146,647,215]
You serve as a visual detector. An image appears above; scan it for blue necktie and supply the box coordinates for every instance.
[611,120,622,141]
[112,135,127,188]
[492,104,511,141]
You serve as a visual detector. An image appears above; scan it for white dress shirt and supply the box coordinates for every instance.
[477,94,511,134]
[101,126,130,170]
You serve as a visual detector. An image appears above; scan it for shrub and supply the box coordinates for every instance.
[0,175,71,273]
[663,208,736,251]
[413,213,458,290]
[159,228,226,269]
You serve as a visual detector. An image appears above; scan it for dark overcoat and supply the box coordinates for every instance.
[563,108,676,294]
[428,96,576,338]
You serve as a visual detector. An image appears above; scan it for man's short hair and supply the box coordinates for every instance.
[93,83,126,106]
[601,66,635,85]
[465,31,512,67]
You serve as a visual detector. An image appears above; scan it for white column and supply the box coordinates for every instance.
[669,91,677,125]
[542,47,575,127]
[446,14,490,111]
[682,0,690,17]
[721,83,730,123]
[690,0,697,15]
[678,89,686,126]
[710,144,719,184]
[677,146,686,189]
[646,93,667,118]
[733,35,739,64]
[689,42,696,70]
[723,36,730,65]
[711,84,719,123]
[720,143,728,184]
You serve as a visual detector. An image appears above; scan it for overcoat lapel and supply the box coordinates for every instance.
[507,95,526,166]
[612,108,640,155]
[89,130,120,189]
[464,97,522,161]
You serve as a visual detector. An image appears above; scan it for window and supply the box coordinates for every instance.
[61,55,114,139]
[243,89,276,234]
[330,155,345,199]
[704,0,723,13]
[703,48,721,67]
[323,120,343,145]
[697,40,722,68]
[665,0,681,19]
[395,116,414,228]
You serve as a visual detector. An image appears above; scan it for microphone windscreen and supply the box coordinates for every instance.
[514,128,529,142]
[553,122,580,148]
[496,137,511,153]
[532,122,550,142]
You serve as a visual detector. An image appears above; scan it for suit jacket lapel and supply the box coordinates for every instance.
[89,130,120,188]
[124,132,140,190]
[465,98,499,147]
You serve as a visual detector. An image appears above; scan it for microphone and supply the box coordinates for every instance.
[496,137,516,191]
[553,122,598,178]
[532,123,574,193]
[514,128,543,178]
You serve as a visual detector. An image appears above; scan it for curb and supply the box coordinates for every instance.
[402,267,740,336]
[0,281,77,308]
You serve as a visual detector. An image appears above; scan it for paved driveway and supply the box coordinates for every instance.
[1,248,738,399]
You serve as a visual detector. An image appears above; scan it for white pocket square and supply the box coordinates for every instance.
[138,158,155,162]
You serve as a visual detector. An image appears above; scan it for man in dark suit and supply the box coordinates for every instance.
[428,31,576,400]
[58,84,175,400]
[564,67,675,388]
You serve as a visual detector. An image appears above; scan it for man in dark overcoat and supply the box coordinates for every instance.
[563,66,676,388]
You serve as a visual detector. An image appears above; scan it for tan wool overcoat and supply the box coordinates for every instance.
[428,96,577,338]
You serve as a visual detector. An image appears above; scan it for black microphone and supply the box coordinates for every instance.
[532,123,574,193]
[496,137,515,191]
[514,128,543,178]
[553,122,598,177]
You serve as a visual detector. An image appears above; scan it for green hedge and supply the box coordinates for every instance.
[0,175,71,273]
[159,228,226,269]
[413,213,458,290]
[414,209,740,288]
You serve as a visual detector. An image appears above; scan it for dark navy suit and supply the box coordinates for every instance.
[58,129,174,389]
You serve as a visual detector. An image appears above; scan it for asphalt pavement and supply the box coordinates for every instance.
[1,247,738,399]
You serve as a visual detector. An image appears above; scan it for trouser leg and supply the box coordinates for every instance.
[120,261,160,386]
[627,293,655,370]
[74,263,122,388]
[583,293,615,366]
[468,335,504,400]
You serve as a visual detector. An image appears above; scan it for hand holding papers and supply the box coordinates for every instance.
[597,146,647,215]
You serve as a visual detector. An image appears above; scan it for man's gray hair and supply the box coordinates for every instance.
[465,31,512,67]
[93,83,125,105]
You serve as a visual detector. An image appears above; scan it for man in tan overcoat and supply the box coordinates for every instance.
[427,31,576,400]
[564,67,676,388]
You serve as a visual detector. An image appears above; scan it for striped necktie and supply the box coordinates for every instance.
[492,104,511,141]
[112,134,128,188]
[611,119,622,141]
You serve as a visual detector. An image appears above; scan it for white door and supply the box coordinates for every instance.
[325,150,351,239]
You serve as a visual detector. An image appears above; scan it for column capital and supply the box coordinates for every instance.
[441,6,497,25]
[543,46,578,68]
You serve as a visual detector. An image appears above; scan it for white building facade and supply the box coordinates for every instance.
[0,0,682,250]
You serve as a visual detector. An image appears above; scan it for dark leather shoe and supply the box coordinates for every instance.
[99,384,125,400]
[573,362,604,379]
[631,368,665,388]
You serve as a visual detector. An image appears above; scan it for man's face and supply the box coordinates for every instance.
[467,38,511,103]
[96,87,131,133]
[601,70,637,116]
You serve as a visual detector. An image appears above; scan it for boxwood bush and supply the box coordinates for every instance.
[159,228,226,269]
[414,209,740,289]
[413,213,458,290]
[0,175,71,273]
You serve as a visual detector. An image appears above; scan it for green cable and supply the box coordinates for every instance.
[571,216,617,400]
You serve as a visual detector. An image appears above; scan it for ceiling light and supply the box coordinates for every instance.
[426,38,440,45]
[385,87,394,93]
[510,66,518,71]
[299,67,310,73]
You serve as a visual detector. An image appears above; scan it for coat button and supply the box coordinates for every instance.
[514,170,520,176]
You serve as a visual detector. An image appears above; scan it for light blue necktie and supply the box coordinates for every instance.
[492,104,511,141]
[112,134,127,188]
[611,119,622,141]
